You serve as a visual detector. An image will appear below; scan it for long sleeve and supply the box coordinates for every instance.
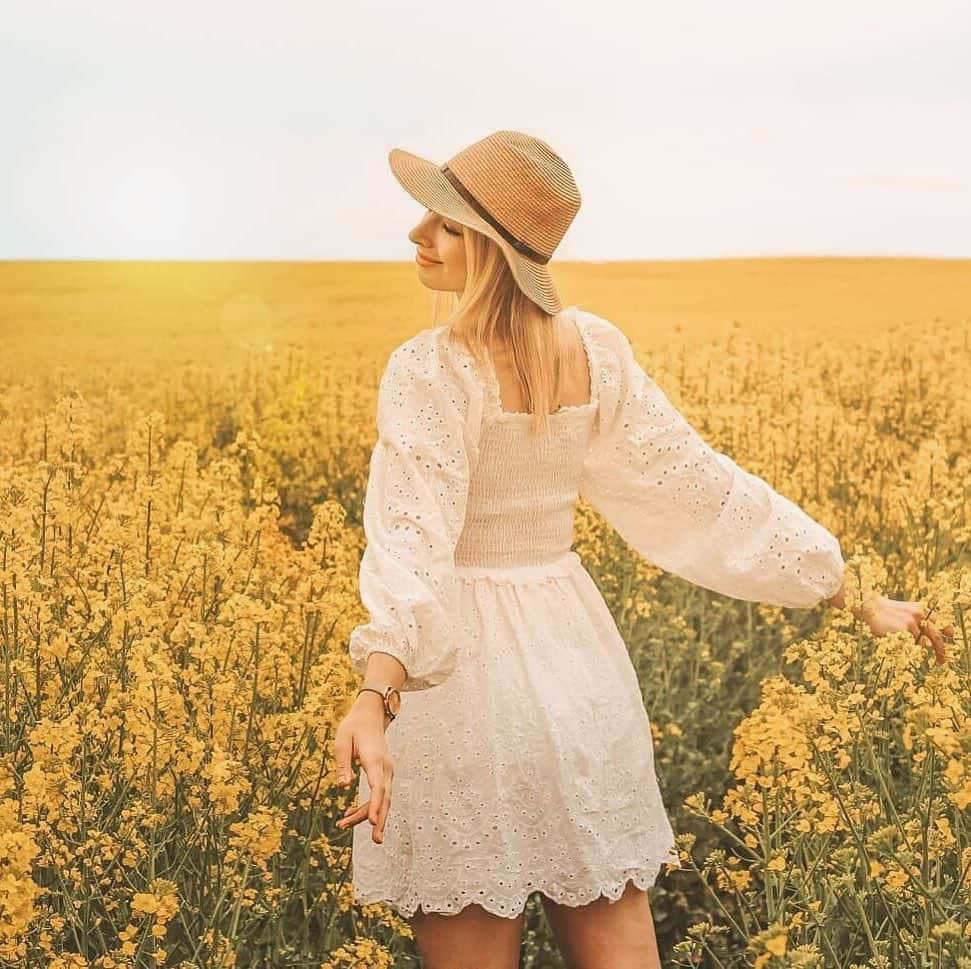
[578,312,845,609]
[348,328,482,691]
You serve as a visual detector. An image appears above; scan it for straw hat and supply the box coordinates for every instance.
[388,129,581,315]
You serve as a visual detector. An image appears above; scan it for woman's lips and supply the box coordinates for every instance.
[416,253,441,266]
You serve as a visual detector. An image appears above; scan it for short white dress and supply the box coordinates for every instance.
[347,306,845,920]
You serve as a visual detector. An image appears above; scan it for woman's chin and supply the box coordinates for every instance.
[416,279,455,294]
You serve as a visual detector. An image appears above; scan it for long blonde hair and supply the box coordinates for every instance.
[431,223,576,437]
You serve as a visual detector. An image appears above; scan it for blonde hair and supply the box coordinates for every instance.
[431,223,575,437]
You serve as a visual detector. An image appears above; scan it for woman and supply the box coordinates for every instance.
[331,130,952,969]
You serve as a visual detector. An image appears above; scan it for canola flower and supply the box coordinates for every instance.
[677,557,971,966]
[0,280,969,964]
[0,395,395,965]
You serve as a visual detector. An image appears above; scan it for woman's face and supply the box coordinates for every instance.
[407,208,467,294]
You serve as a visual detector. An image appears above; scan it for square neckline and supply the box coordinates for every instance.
[440,306,599,423]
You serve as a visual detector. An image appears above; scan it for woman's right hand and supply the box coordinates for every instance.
[333,692,395,844]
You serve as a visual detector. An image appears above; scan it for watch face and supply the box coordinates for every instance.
[386,688,402,716]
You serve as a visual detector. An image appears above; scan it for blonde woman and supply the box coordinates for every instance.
[332,130,951,969]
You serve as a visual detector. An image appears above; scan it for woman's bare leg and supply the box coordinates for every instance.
[540,879,662,969]
[408,902,526,969]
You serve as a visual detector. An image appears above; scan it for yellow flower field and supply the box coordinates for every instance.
[0,257,969,967]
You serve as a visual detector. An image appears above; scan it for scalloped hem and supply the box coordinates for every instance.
[353,855,682,921]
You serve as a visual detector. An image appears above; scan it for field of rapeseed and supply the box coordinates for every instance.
[1,258,970,967]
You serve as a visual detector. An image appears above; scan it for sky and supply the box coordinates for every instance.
[3,0,970,261]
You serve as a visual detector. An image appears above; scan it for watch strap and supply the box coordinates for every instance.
[357,684,398,721]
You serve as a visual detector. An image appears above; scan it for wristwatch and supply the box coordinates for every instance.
[356,683,402,723]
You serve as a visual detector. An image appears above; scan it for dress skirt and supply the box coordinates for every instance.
[350,549,682,920]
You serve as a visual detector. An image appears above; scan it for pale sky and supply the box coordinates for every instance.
[3,0,970,260]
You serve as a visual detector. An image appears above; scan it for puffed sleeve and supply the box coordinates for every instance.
[348,328,483,691]
[577,312,845,609]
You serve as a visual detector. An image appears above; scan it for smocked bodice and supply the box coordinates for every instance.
[453,402,597,568]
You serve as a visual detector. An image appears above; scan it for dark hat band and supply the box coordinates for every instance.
[440,163,551,265]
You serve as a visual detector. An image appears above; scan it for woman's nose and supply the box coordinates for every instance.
[408,211,436,246]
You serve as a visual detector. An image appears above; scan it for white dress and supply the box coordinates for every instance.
[347,306,845,920]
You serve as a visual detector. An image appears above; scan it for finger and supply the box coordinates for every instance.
[333,726,354,787]
[336,799,371,830]
[375,769,393,843]
[914,620,947,664]
[363,761,385,825]
[337,800,362,824]
[925,624,948,665]
[339,803,368,826]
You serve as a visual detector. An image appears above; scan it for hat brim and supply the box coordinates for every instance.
[388,147,563,315]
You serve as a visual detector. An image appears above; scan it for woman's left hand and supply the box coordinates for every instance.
[862,596,955,665]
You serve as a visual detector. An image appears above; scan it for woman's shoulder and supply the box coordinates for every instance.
[379,324,485,417]
[382,324,468,379]
[574,307,631,355]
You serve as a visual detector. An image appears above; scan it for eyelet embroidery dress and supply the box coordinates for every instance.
[347,307,845,920]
